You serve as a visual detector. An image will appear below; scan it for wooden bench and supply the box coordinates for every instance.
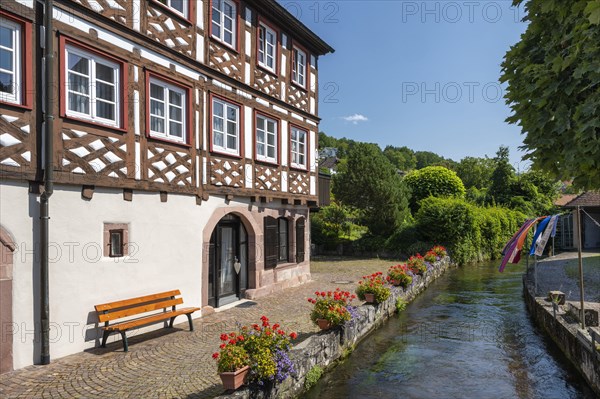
[95,290,200,351]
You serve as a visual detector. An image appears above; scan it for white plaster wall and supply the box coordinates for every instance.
[0,182,37,370]
[2,182,258,368]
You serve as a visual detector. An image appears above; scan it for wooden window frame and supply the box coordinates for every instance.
[209,93,244,158]
[289,124,309,171]
[295,217,305,263]
[0,10,32,109]
[145,71,192,146]
[152,0,191,20]
[257,18,279,75]
[291,42,310,90]
[59,35,129,132]
[277,217,289,263]
[210,0,239,52]
[103,223,129,258]
[254,110,279,165]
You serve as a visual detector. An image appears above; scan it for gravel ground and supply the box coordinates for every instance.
[532,251,600,302]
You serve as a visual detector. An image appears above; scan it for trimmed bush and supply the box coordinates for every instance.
[404,166,466,211]
[415,197,524,265]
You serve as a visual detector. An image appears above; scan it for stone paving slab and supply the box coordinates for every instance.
[0,258,398,399]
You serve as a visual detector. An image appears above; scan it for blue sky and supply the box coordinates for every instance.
[282,1,529,167]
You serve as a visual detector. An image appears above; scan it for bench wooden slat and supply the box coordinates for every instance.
[95,289,199,352]
[104,307,200,332]
[95,290,181,312]
[97,298,184,322]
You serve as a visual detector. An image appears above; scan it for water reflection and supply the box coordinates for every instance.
[302,262,595,399]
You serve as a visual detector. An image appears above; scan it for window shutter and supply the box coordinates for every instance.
[264,216,278,269]
[296,218,305,263]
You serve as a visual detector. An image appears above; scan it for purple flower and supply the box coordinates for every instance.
[273,349,296,383]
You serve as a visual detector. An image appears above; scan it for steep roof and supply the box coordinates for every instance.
[554,194,578,206]
[319,157,338,170]
[250,0,335,56]
[562,191,600,208]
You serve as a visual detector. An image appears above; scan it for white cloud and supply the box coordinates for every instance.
[341,114,368,125]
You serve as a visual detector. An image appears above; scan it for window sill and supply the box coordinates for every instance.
[255,158,279,167]
[257,63,278,78]
[275,262,300,270]
[291,81,308,93]
[149,0,193,25]
[62,115,127,134]
[0,99,32,111]
[289,165,308,172]
[210,36,239,55]
[210,149,243,159]
[147,134,191,148]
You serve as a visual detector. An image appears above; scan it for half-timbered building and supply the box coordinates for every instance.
[0,0,333,371]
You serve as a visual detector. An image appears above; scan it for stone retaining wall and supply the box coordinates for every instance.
[217,257,453,399]
[523,274,600,396]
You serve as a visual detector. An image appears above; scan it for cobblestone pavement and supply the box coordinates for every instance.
[0,258,398,399]
[532,250,600,302]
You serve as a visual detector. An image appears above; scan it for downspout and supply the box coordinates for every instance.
[40,0,54,365]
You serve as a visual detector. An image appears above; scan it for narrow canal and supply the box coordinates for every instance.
[302,261,596,398]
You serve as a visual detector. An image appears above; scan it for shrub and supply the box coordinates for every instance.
[356,272,391,303]
[305,366,324,390]
[387,264,413,288]
[395,297,407,313]
[415,197,525,265]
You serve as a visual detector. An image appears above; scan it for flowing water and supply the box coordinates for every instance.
[302,261,596,399]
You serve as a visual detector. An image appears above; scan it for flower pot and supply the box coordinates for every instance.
[364,293,376,303]
[316,318,332,330]
[219,365,250,390]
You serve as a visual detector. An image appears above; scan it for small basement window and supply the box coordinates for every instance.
[103,223,129,257]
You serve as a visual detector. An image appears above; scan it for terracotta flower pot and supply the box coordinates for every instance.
[316,318,332,330]
[364,293,376,303]
[219,365,250,390]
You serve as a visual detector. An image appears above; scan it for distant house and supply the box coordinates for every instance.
[555,192,600,250]
[319,156,339,175]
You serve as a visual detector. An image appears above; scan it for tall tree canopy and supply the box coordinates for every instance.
[456,156,496,189]
[383,145,417,171]
[332,143,410,236]
[501,0,600,188]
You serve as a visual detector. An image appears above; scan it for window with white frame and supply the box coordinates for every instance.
[258,23,276,72]
[0,17,21,104]
[292,47,306,88]
[290,126,307,169]
[256,114,277,163]
[65,45,120,126]
[212,97,240,155]
[149,77,186,143]
[212,0,237,48]
[156,0,188,18]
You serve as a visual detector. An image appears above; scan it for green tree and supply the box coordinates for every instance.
[383,145,417,171]
[403,166,466,211]
[415,151,446,169]
[456,156,495,189]
[333,143,410,236]
[487,146,516,205]
[501,0,600,188]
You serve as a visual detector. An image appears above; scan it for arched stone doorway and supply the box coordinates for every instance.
[0,226,15,374]
[207,214,249,308]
